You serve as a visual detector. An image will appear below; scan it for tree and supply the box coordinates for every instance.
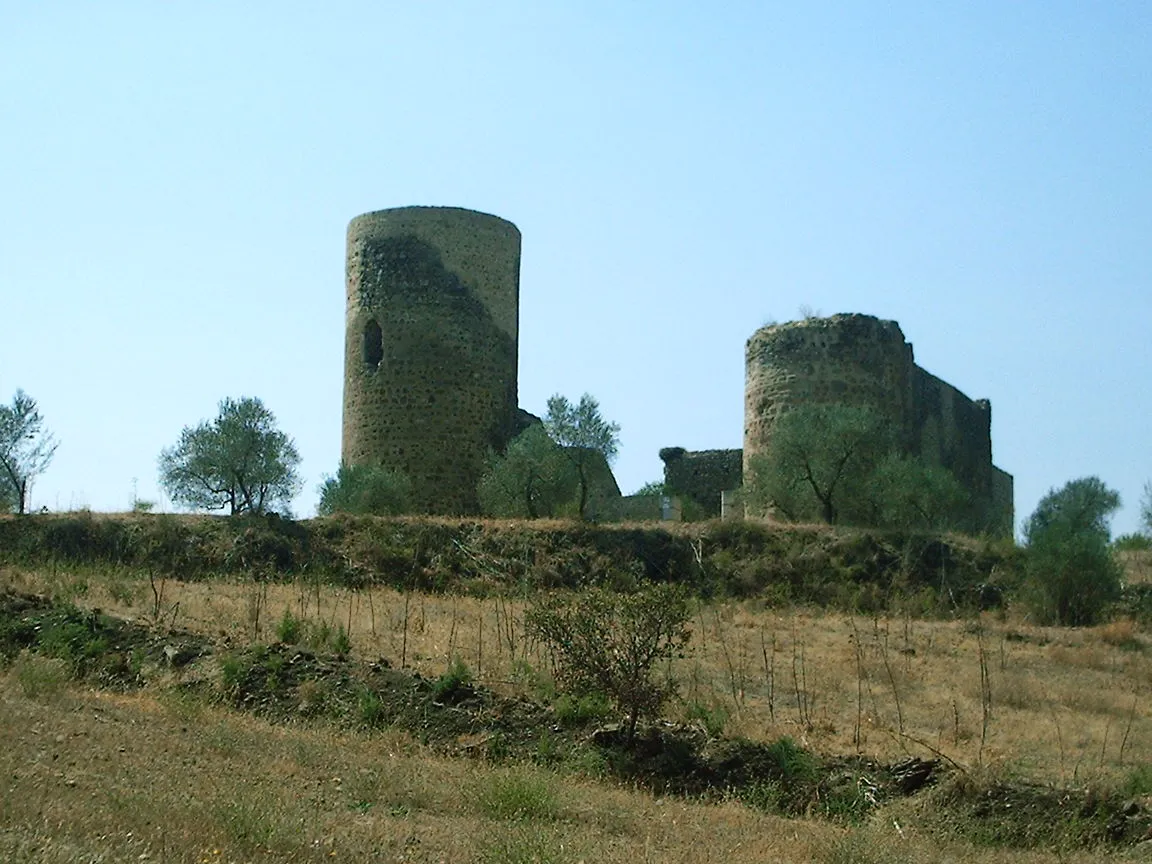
[544,393,621,519]
[866,454,970,531]
[477,424,577,518]
[1023,476,1123,626]
[527,583,691,741]
[159,397,301,516]
[747,403,890,525]
[633,480,666,497]
[317,463,412,516]
[0,389,58,514]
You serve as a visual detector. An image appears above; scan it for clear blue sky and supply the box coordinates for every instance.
[2,2,1149,536]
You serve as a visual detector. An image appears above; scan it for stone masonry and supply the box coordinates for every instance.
[342,206,522,514]
[744,314,1013,534]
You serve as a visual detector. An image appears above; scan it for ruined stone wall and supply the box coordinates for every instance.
[743,314,1013,533]
[659,447,743,517]
[342,206,521,515]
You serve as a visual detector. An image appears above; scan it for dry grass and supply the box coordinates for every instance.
[5,562,1151,793]
[2,667,1142,863]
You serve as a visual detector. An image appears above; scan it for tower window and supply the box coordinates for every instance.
[363,319,383,370]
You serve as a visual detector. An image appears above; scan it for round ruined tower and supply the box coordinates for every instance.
[342,206,521,514]
[743,314,915,477]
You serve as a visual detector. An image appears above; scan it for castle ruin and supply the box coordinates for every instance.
[340,209,1011,530]
[664,314,1013,534]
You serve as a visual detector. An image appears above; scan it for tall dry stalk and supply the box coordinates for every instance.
[760,627,776,723]
[976,625,993,762]
[875,617,904,734]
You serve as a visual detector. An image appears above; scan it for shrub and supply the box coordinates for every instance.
[1023,477,1123,626]
[527,583,691,740]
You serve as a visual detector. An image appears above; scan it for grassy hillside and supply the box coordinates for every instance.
[2,513,1150,862]
[0,512,1019,614]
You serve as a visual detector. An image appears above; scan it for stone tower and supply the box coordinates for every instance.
[342,206,521,514]
[744,314,1013,533]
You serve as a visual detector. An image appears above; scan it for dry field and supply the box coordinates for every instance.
[2,561,1151,863]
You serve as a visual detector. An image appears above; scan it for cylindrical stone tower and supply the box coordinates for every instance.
[342,206,521,514]
[743,314,915,477]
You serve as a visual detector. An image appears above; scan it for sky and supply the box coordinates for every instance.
[1,1,1149,536]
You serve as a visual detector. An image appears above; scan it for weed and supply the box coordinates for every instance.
[1120,764,1152,798]
[262,651,289,693]
[275,607,302,643]
[332,623,352,655]
[552,692,612,728]
[37,616,107,675]
[527,583,691,740]
[684,698,730,737]
[220,652,245,695]
[106,576,138,606]
[815,829,913,864]
[477,825,574,864]
[768,736,820,782]
[213,799,284,852]
[355,684,385,728]
[819,772,879,823]
[736,779,782,812]
[13,652,68,699]
[432,655,473,702]
[1099,619,1144,651]
[474,767,560,822]
[296,678,327,714]
[304,619,333,651]
[512,658,556,701]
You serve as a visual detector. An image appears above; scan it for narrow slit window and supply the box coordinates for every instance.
[363,319,383,370]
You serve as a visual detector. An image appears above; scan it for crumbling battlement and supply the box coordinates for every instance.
[744,314,1012,534]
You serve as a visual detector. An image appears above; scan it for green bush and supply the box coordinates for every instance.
[527,583,691,740]
[1023,477,1123,626]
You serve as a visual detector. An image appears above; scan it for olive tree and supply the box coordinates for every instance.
[544,393,620,519]
[866,454,970,531]
[747,403,890,525]
[0,389,58,514]
[317,463,412,516]
[1023,476,1122,626]
[159,397,301,516]
[477,424,577,518]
